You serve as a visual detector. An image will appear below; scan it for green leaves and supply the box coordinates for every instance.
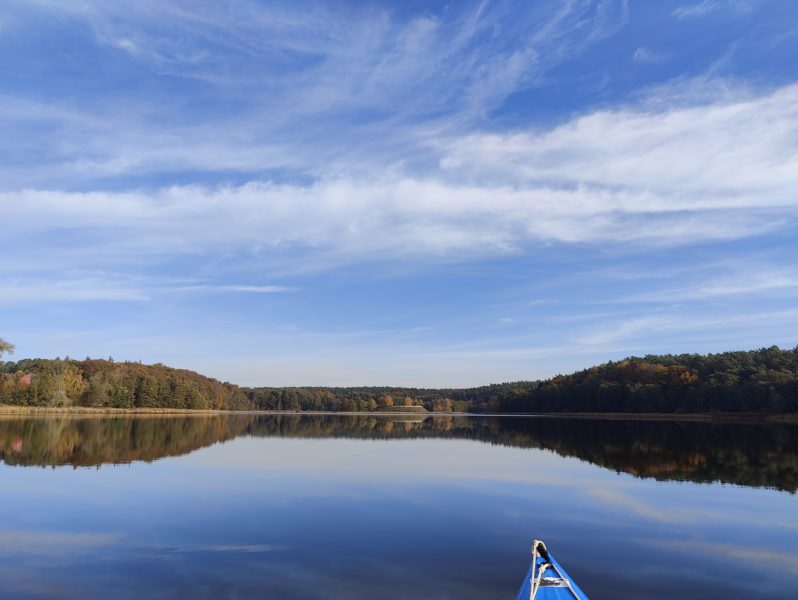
[0,338,13,360]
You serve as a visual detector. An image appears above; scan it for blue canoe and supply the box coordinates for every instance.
[514,540,589,600]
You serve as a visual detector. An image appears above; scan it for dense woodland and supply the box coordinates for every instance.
[1,337,797,413]
[494,345,798,413]
[0,356,252,410]
[247,346,798,413]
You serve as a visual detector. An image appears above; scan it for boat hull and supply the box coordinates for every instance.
[515,544,589,600]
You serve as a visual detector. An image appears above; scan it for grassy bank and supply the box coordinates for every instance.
[2,405,795,423]
[0,405,237,416]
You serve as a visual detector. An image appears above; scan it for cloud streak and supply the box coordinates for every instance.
[2,82,797,276]
[0,0,634,189]
[1,0,797,383]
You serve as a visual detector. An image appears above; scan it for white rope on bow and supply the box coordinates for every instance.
[528,540,581,600]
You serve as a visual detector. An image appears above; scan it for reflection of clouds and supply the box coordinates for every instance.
[0,530,281,558]
[0,530,119,555]
[645,540,798,576]
[588,488,707,524]
[185,437,595,488]
[588,486,798,531]
[164,543,283,554]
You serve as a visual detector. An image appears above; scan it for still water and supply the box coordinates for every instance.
[0,414,795,599]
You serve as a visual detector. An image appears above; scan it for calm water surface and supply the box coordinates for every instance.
[0,414,795,599]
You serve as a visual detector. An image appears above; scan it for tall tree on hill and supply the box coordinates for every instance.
[0,338,13,360]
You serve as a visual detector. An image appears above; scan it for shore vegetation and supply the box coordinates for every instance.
[2,338,796,414]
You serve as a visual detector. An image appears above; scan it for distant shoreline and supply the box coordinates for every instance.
[4,347,797,415]
[0,405,795,423]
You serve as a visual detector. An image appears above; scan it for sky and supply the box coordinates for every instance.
[1,0,797,387]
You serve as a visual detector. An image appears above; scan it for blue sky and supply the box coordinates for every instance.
[1,0,797,386]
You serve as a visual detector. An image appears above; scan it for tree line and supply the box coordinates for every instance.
[1,337,797,413]
[246,346,798,413]
[495,345,798,413]
[0,356,252,410]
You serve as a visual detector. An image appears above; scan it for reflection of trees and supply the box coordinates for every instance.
[243,416,798,493]
[493,418,798,493]
[0,416,255,467]
[1,415,795,493]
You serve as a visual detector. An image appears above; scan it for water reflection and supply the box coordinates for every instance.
[1,414,795,492]
[0,414,796,599]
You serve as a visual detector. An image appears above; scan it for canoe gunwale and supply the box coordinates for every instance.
[515,540,589,600]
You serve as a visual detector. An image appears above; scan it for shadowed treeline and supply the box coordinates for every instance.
[0,415,795,492]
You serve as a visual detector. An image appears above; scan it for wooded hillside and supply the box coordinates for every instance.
[0,358,252,410]
[246,346,798,413]
[2,344,796,413]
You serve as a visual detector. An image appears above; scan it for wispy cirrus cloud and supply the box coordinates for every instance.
[0,277,294,306]
[175,285,295,294]
[2,82,796,276]
[0,279,150,305]
[0,0,633,189]
[672,1,724,19]
[632,47,669,63]
[671,1,754,20]
[576,309,798,346]
[619,272,798,304]
[437,82,798,198]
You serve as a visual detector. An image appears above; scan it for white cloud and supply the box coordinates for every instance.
[623,271,798,304]
[576,309,798,346]
[632,47,669,63]
[437,83,798,199]
[0,277,294,306]
[175,285,295,294]
[0,179,786,280]
[0,279,150,304]
[0,0,636,189]
[672,1,722,19]
[12,0,627,116]
[2,83,797,275]
[0,81,793,319]
[672,0,753,20]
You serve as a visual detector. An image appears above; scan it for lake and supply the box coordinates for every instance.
[0,414,795,599]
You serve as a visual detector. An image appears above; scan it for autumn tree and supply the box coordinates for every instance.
[0,338,13,360]
[41,362,86,407]
[432,397,453,412]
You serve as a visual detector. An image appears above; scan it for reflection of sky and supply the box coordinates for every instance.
[0,435,795,599]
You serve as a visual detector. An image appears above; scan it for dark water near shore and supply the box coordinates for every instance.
[0,414,795,599]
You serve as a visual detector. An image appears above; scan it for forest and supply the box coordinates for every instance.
[1,337,797,413]
[246,346,798,413]
[0,356,252,410]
